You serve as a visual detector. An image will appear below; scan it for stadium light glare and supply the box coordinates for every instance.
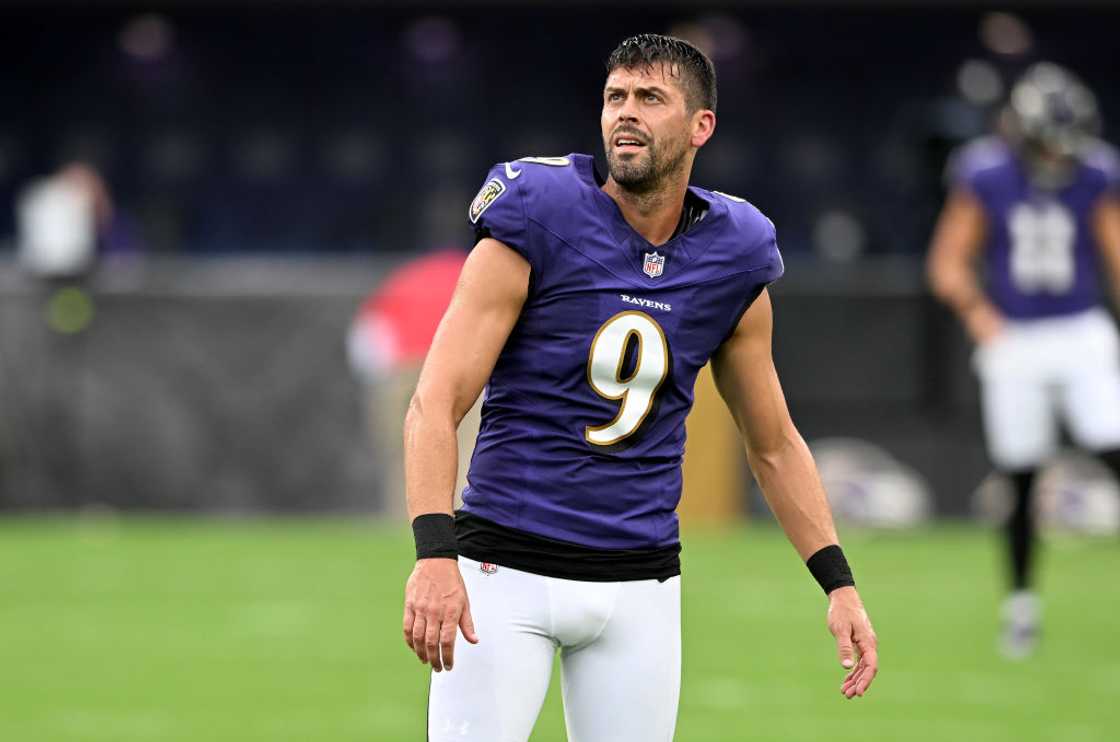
[119,14,175,63]
[980,12,1033,57]
[958,59,1004,106]
[404,16,461,65]
[813,209,866,262]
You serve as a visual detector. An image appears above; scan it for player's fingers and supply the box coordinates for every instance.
[841,667,866,698]
[412,614,429,663]
[403,604,417,650]
[844,654,878,698]
[856,644,878,671]
[852,642,878,695]
[842,663,867,696]
[854,635,878,674]
[425,616,443,672]
[842,668,855,699]
[840,660,861,691]
[460,603,480,645]
[856,662,879,695]
[854,622,877,648]
[834,624,856,669]
[439,611,459,671]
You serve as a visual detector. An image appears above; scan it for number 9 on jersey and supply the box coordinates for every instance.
[585,311,670,446]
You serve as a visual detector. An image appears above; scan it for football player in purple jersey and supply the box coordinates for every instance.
[402,34,878,740]
[928,62,1120,659]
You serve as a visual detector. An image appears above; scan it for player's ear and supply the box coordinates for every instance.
[690,109,716,148]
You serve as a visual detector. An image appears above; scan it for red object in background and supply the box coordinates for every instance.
[351,248,467,371]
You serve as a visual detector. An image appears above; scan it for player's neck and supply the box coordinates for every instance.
[603,176,690,247]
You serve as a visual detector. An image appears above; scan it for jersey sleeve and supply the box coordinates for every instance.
[749,218,785,287]
[944,138,1007,197]
[1084,141,1120,197]
[719,212,785,343]
[467,163,535,268]
[710,190,785,290]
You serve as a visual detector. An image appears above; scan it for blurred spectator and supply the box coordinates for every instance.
[347,248,478,517]
[16,162,141,278]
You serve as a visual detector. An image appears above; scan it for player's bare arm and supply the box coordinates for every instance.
[927,188,1004,344]
[1092,195,1120,304]
[711,289,879,699]
[402,238,529,672]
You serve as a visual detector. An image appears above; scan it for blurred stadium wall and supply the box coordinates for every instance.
[0,257,985,516]
[1,2,1117,518]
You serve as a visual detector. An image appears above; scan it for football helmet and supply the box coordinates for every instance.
[1005,62,1101,187]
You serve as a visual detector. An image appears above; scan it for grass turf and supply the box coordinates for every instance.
[0,517,1117,741]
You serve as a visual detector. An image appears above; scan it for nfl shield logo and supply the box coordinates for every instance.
[642,251,665,278]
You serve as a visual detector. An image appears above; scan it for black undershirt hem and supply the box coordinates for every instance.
[455,511,681,582]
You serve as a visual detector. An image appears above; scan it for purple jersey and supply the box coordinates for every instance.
[951,137,1120,320]
[462,154,783,550]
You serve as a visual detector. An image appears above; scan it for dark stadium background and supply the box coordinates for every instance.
[1,2,1118,741]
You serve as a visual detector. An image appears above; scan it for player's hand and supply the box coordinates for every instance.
[827,586,878,699]
[403,558,479,672]
[964,302,1005,345]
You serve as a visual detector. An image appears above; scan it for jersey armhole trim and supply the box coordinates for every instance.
[718,283,768,347]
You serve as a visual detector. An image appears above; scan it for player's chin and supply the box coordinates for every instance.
[608,160,654,188]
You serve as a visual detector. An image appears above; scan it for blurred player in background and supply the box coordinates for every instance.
[928,62,1120,658]
[402,34,878,742]
[346,248,477,518]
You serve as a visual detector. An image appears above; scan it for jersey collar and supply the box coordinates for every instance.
[572,154,726,283]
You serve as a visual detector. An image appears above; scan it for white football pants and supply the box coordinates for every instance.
[427,557,681,742]
[974,307,1120,470]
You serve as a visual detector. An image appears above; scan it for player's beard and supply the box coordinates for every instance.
[605,133,689,195]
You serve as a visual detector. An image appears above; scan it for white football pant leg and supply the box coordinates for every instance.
[428,558,555,742]
[974,328,1057,470]
[559,576,681,742]
[1058,309,1120,452]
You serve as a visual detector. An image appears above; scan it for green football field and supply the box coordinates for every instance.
[1,517,1117,741]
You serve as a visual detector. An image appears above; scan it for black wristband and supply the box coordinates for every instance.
[806,544,855,595]
[412,514,458,560]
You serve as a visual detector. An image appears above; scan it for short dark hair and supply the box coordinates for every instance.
[605,33,717,113]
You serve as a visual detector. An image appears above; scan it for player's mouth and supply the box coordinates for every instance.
[613,133,648,154]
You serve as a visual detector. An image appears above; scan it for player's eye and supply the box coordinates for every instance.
[607,92,623,103]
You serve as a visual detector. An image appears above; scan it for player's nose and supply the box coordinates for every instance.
[616,94,641,122]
